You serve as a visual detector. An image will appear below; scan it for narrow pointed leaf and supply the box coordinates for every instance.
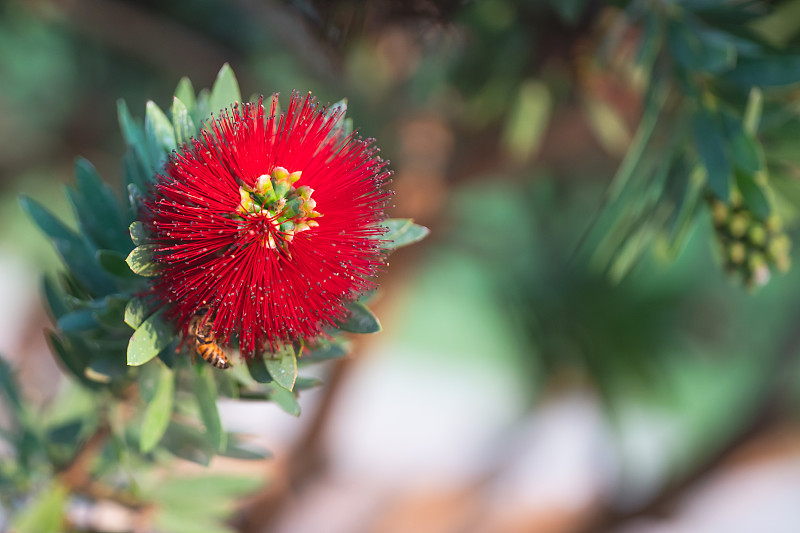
[139,362,175,453]
[42,277,69,320]
[73,158,128,252]
[19,195,76,241]
[171,97,197,147]
[220,438,272,460]
[209,63,241,116]
[145,100,177,164]
[117,99,152,172]
[174,76,196,112]
[160,421,215,465]
[692,111,731,200]
[57,308,97,332]
[193,368,225,451]
[736,171,771,220]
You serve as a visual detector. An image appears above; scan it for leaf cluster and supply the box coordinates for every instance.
[585,0,800,285]
[10,64,429,528]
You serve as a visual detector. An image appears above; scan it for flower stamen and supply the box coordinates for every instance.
[236,166,322,251]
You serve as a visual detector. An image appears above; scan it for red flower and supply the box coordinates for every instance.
[144,93,391,356]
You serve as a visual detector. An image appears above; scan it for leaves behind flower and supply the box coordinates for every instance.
[449,178,720,401]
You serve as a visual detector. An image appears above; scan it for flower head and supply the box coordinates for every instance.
[144,93,391,356]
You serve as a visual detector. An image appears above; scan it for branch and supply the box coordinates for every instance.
[57,424,111,492]
[575,301,800,533]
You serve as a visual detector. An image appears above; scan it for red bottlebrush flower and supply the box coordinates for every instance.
[143,93,391,356]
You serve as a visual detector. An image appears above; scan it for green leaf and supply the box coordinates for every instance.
[193,368,225,451]
[9,481,67,533]
[301,340,348,364]
[265,345,297,391]
[85,355,128,383]
[127,311,174,366]
[692,110,731,200]
[93,295,128,330]
[327,98,348,118]
[736,171,771,220]
[220,437,272,460]
[172,97,197,147]
[19,195,76,241]
[72,158,128,253]
[725,53,800,87]
[160,421,215,466]
[150,474,262,508]
[194,88,212,125]
[337,302,381,334]
[502,79,552,162]
[246,356,272,384]
[145,100,177,165]
[268,385,300,417]
[154,512,236,533]
[381,218,430,249]
[721,112,761,175]
[20,195,116,295]
[139,361,175,453]
[45,330,99,389]
[129,221,147,246]
[729,129,761,174]
[124,297,149,329]
[96,249,136,279]
[743,87,763,136]
[667,22,736,74]
[42,276,68,320]
[174,76,197,113]
[54,237,116,296]
[117,99,152,172]
[126,245,160,277]
[57,308,97,332]
[124,154,148,199]
[294,376,323,391]
[209,63,242,117]
[0,358,23,414]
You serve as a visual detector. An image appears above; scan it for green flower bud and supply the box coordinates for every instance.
[711,201,728,226]
[729,242,747,264]
[255,174,274,195]
[730,189,743,207]
[729,214,749,238]
[766,214,783,234]
[271,166,290,182]
[769,234,791,257]
[748,225,767,246]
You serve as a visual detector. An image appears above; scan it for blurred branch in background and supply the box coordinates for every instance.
[5,0,800,532]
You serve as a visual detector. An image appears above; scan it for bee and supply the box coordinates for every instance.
[188,308,231,369]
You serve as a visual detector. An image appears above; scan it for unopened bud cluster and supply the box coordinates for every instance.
[709,191,790,288]
[236,166,321,250]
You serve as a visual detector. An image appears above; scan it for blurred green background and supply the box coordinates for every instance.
[5,0,800,532]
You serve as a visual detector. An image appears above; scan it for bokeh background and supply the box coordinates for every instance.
[4,0,800,532]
